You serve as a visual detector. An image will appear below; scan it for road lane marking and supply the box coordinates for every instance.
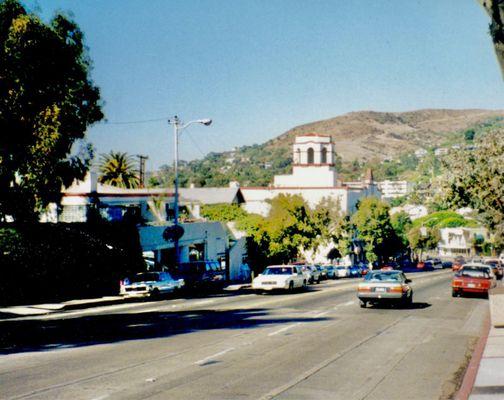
[312,310,331,318]
[194,347,235,365]
[268,323,302,336]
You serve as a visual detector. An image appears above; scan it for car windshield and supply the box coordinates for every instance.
[365,272,401,282]
[263,267,293,275]
[129,272,160,283]
[458,269,490,279]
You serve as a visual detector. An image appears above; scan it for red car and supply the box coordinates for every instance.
[452,262,464,272]
[452,266,496,297]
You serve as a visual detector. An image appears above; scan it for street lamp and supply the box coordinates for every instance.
[168,115,212,266]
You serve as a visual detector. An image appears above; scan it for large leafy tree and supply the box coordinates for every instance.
[351,197,399,263]
[478,0,504,78]
[99,151,140,189]
[440,130,504,249]
[0,0,103,222]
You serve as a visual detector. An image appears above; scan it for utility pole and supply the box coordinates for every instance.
[136,154,149,188]
[168,116,212,267]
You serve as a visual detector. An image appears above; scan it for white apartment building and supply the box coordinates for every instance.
[438,227,489,257]
[377,180,413,199]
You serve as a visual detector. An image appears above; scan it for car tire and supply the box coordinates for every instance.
[288,281,294,292]
[302,280,307,290]
[452,289,459,297]
[317,277,321,284]
[404,293,413,307]
[360,300,367,308]
[150,288,160,299]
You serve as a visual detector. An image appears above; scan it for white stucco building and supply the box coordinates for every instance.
[41,173,247,280]
[377,180,413,199]
[241,134,381,216]
[438,227,489,257]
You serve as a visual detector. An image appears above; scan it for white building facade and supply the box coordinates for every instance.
[438,227,489,257]
[377,180,413,199]
[242,134,380,217]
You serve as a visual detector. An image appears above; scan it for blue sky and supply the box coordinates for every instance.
[26,0,504,169]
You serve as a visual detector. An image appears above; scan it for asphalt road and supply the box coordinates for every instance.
[0,270,489,400]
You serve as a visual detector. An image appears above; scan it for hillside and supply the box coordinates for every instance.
[264,109,504,161]
[150,109,504,188]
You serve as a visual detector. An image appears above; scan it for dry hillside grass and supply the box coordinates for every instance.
[265,109,504,161]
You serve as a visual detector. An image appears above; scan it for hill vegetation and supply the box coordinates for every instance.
[149,109,504,188]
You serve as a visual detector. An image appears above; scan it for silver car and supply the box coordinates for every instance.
[357,270,413,308]
[120,271,184,298]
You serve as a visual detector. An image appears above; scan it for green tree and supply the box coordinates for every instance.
[201,203,248,222]
[351,197,399,263]
[391,211,412,248]
[440,129,504,249]
[98,151,139,188]
[0,0,103,221]
[407,226,440,261]
[312,197,353,258]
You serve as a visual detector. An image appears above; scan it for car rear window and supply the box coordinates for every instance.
[458,269,490,279]
[263,267,293,275]
[130,272,160,283]
[365,272,401,282]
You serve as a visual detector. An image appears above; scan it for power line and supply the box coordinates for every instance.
[101,117,168,125]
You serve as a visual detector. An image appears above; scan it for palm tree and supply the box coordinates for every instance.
[98,151,140,188]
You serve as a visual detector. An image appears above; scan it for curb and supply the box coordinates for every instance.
[455,313,491,400]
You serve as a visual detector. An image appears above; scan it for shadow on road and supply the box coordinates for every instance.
[368,302,431,310]
[0,308,328,355]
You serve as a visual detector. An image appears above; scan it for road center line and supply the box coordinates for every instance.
[268,323,302,336]
[194,347,235,365]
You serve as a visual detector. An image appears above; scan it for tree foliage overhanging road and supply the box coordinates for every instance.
[0,0,103,222]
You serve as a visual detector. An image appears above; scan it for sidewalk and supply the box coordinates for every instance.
[466,324,504,399]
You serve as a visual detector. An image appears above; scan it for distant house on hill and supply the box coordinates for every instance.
[241,134,381,216]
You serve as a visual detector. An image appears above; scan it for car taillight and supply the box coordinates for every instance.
[358,286,371,292]
[389,286,403,293]
[452,280,463,287]
[119,280,124,286]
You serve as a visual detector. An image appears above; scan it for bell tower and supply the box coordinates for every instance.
[274,134,338,187]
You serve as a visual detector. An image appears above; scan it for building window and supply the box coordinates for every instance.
[321,148,327,163]
[307,147,314,164]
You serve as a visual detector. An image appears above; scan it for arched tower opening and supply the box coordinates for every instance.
[321,148,327,164]
[307,148,314,164]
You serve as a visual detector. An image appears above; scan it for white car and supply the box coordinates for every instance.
[120,271,184,298]
[252,265,307,292]
[335,266,349,278]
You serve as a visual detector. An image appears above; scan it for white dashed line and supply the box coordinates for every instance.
[194,348,235,365]
[268,323,302,337]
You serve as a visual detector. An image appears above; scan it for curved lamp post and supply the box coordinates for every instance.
[168,116,212,265]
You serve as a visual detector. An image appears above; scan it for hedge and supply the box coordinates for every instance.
[0,222,145,306]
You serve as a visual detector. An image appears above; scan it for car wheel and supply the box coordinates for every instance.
[404,293,413,307]
[317,277,321,284]
[150,288,160,299]
[288,281,294,292]
[303,280,307,290]
[452,289,459,298]
[360,300,367,308]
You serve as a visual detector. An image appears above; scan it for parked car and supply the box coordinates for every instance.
[452,264,497,297]
[484,259,503,280]
[348,265,362,278]
[325,265,337,279]
[303,265,321,284]
[424,258,442,270]
[120,271,184,298]
[359,264,370,276]
[442,261,453,269]
[172,260,226,290]
[357,270,413,308]
[252,265,307,292]
[316,265,328,280]
[452,260,465,272]
[335,265,349,278]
